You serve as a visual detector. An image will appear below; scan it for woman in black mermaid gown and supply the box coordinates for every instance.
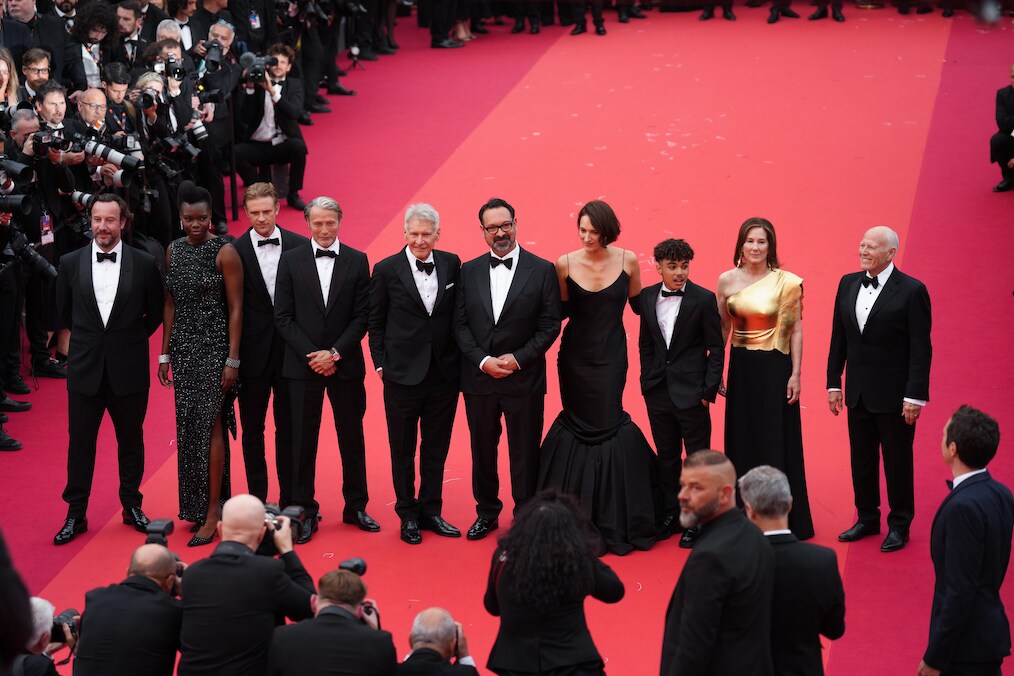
[538,200,660,555]
[158,182,244,547]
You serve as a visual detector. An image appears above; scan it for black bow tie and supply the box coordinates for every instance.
[416,259,434,275]
[490,257,512,270]
[861,276,879,289]
[124,38,137,44]
[661,288,684,298]
[946,479,954,490]
[96,251,117,262]
[257,237,279,247]
[315,248,336,259]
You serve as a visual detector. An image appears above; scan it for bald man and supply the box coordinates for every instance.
[828,226,932,553]
[179,495,314,676]
[74,544,183,676]
[660,450,774,676]
[398,608,479,675]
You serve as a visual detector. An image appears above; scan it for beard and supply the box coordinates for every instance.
[679,494,720,530]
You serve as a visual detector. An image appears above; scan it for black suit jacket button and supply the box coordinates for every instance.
[665,360,672,365]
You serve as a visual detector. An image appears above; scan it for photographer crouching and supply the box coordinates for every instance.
[73,544,184,676]
[179,494,315,676]
[10,597,77,676]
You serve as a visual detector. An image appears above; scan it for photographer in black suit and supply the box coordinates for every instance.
[234,43,307,211]
[179,494,314,676]
[233,182,308,505]
[369,203,461,545]
[398,608,479,675]
[740,465,846,676]
[268,568,397,676]
[73,544,184,676]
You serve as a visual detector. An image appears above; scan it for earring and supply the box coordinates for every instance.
[736,256,743,268]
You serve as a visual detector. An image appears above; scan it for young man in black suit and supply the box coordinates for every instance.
[234,43,307,211]
[740,465,846,676]
[73,544,183,676]
[399,608,479,675]
[179,495,314,676]
[828,225,932,553]
[53,194,164,546]
[233,183,309,506]
[369,203,462,545]
[919,406,1014,676]
[660,450,774,676]
[453,197,562,540]
[274,196,378,543]
[268,569,397,675]
[638,238,723,546]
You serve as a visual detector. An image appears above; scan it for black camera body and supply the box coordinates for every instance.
[32,132,73,156]
[204,40,224,72]
[155,53,186,82]
[49,608,80,645]
[240,52,279,83]
[255,504,306,557]
[138,87,162,110]
[3,224,57,279]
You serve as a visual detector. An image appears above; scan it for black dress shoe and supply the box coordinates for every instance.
[0,427,21,450]
[832,7,845,20]
[296,515,320,544]
[699,7,714,19]
[54,517,87,545]
[679,525,700,549]
[344,511,381,532]
[31,359,67,379]
[722,8,736,19]
[511,20,525,32]
[431,38,464,48]
[466,516,498,540]
[401,520,422,544]
[880,530,909,552]
[781,6,799,16]
[628,6,647,16]
[386,37,399,50]
[941,6,953,15]
[838,521,880,542]
[5,376,29,395]
[297,112,313,126]
[309,103,331,114]
[358,49,379,61]
[993,179,1013,192]
[327,84,357,96]
[0,396,30,413]
[595,23,607,34]
[420,515,461,537]
[768,8,780,21]
[570,23,587,34]
[809,7,827,18]
[530,22,540,33]
[657,514,681,541]
[470,20,489,33]
[122,507,150,533]
[287,192,307,211]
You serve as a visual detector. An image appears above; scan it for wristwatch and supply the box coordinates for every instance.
[330,348,341,362]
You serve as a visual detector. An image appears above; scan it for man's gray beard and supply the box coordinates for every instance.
[679,495,720,530]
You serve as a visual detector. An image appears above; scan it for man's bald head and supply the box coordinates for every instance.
[127,544,177,594]
[859,226,898,277]
[678,450,737,529]
[220,494,268,547]
[409,607,457,660]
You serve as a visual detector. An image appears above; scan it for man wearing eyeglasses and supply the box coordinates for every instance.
[16,48,51,105]
[7,0,67,83]
[453,197,562,541]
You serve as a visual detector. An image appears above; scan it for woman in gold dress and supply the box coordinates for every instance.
[716,217,814,538]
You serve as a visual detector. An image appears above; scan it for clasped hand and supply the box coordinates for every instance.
[482,353,519,379]
[307,350,336,376]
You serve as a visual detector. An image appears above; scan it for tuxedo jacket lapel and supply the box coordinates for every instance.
[476,259,494,324]
[433,251,449,311]
[643,283,667,355]
[865,272,900,327]
[846,275,862,336]
[106,245,134,327]
[668,283,697,355]
[299,249,326,314]
[499,251,532,322]
[79,247,102,325]
[394,252,428,314]
[325,251,352,313]
[236,232,273,307]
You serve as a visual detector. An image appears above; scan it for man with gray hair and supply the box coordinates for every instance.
[740,465,846,676]
[13,597,64,676]
[275,197,377,543]
[369,203,462,545]
[398,607,479,675]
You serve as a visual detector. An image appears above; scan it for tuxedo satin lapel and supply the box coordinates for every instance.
[642,283,667,355]
[79,247,101,323]
[500,252,532,320]
[433,251,449,310]
[299,249,326,313]
[394,253,427,314]
[325,252,352,314]
[237,232,272,307]
[477,259,494,323]
[107,245,135,327]
[846,275,862,335]
[865,272,900,326]
[668,284,696,355]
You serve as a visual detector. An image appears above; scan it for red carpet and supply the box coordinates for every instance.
[3,10,1013,675]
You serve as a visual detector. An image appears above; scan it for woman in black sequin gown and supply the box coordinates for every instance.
[538,201,660,555]
[158,182,243,546]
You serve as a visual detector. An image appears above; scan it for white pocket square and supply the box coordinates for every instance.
[445,282,454,289]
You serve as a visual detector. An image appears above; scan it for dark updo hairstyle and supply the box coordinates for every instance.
[177,180,212,212]
[577,200,620,246]
[733,217,780,269]
[496,490,597,614]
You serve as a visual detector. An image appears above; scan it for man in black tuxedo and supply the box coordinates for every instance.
[233,183,308,505]
[638,238,723,545]
[740,465,846,676]
[268,568,397,675]
[919,406,1014,676]
[828,226,932,553]
[990,63,1014,193]
[398,608,480,675]
[137,0,169,43]
[7,0,67,87]
[660,450,774,676]
[234,43,307,211]
[52,194,164,546]
[274,196,379,543]
[453,197,561,541]
[179,494,314,676]
[369,203,462,545]
[74,544,183,676]
[115,2,150,80]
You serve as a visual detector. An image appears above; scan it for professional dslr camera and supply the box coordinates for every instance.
[32,132,73,155]
[49,608,80,646]
[154,52,186,82]
[239,52,278,83]
[256,504,306,557]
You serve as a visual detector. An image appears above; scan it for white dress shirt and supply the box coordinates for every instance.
[952,468,988,489]
[855,262,894,334]
[312,240,340,306]
[490,245,520,324]
[92,240,123,326]
[405,246,437,315]
[251,226,282,304]
[250,85,283,142]
[655,285,684,349]
[176,20,193,50]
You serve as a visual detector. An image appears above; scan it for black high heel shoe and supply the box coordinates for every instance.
[187,531,217,547]
[189,521,204,533]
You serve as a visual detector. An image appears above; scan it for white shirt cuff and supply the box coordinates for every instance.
[903,398,927,407]
[827,388,842,393]
[479,356,491,371]
[457,656,476,666]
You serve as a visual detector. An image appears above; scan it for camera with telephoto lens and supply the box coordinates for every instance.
[255,504,305,557]
[239,52,278,83]
[32,132,73,156]
[0,154,33,183]
[73,133,142,173]
[70,191,96,210]
[155,131,201,159]
[204,39,223,72]
[141,187,160,214]
[0,100,34,133]
[3,222,57,279]
[154,52,186,82]
[49,608,80,645]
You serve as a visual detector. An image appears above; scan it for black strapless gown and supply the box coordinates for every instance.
[538,273,660,555]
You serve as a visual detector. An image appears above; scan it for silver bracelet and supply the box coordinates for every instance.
[158,354,170,364]
[225,357,241,369]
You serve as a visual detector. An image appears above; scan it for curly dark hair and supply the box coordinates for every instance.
[497,490,597,614]
[653,238,694,263]
[70,2,119,47]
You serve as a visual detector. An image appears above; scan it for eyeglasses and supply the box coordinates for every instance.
[482,220,515,235]
[24,66,51,74]
[79,102,107,111]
